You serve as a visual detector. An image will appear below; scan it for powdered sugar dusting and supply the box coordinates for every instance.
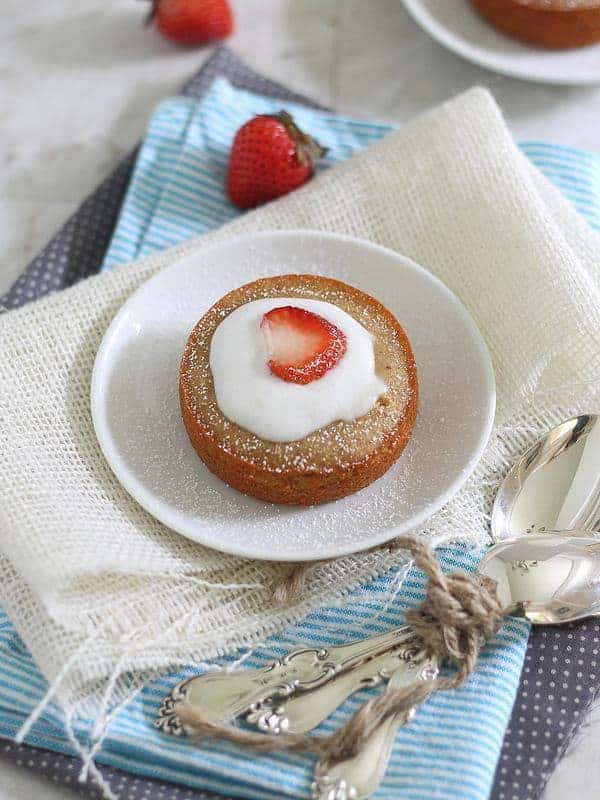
[516,0,599,7]
[181,275,412,472]
[98,231,494,560]
[209,297,387,442]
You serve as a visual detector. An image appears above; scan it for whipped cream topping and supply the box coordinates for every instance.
[209,298,387,442]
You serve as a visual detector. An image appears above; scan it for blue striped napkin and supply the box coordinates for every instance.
[0,548,528,800]
[3,76,599,800]
[102,77,600,270]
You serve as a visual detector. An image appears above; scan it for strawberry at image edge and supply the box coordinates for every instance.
[147,0,234,45]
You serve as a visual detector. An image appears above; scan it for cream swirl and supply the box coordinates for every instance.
[209,298,387,442]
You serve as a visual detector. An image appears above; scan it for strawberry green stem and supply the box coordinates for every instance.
[273,111,328,167]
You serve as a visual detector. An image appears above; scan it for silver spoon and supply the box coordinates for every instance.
[261,415,600,736]
[157,527,600,741]
[244,637,422,735]
[311,415,600,798]
[311,651,439,800]
[479,532,600,624]
[492,414,600,541]
[156,625,419,736]
[312,531,600,799]
[157,416,600,737]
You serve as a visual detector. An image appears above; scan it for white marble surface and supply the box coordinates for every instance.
[1,0,600,797]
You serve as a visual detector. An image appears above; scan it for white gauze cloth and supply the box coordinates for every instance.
[1,88,599,725]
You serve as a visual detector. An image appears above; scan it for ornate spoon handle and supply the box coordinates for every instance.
[311,653,439,800]
[156,624,414,735]
[245,632,424,734]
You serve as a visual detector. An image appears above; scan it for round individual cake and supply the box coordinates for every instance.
[471,0,600,49]
[179,274,418,506]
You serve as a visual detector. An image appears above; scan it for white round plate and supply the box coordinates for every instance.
[402,0,600,85]
[91,231,495,562]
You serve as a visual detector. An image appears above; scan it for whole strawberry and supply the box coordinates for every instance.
[149,0,233,45]
[226,111,327,210]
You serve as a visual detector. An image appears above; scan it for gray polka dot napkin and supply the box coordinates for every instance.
[0,740,228,800]
[1,44,596,800]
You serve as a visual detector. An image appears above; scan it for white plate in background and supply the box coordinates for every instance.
[402,0,600,85]
[91,230,495,561]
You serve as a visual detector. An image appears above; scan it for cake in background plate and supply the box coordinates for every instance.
[471,0,600,49]
[179,275,418,506]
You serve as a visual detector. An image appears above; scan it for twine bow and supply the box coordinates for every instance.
[175,535,505,764]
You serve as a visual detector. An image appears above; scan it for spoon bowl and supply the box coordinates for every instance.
[479,531,600,624]
[491,414,600,541]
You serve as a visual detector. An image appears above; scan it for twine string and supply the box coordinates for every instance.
[174,535,504,765]
[270,531,435,606]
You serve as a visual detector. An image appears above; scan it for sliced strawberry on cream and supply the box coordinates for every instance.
[260,305,347,384]
[208,296,387,442]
